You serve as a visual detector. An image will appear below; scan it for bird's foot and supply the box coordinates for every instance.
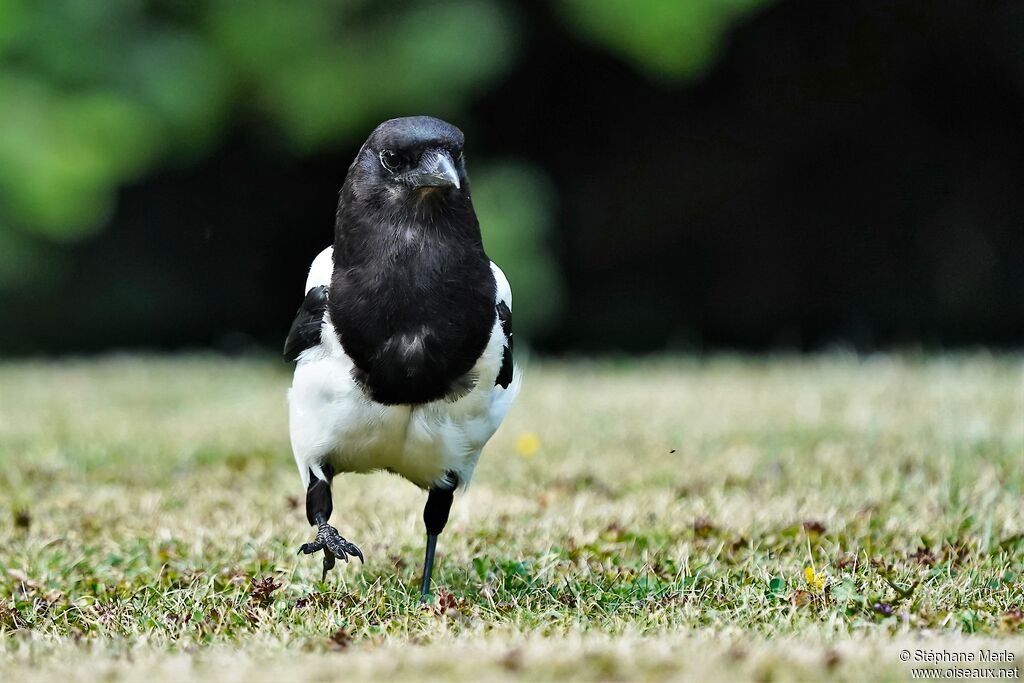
[297,521,363,581]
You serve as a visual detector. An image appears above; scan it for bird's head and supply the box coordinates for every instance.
[347,116,468,207]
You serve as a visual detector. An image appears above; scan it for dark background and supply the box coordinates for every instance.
[2,0,1022,355]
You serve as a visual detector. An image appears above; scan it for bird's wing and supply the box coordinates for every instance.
[490,262,514,388]
[283,247,333,362]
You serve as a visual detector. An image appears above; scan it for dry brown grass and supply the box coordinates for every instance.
[0,353,1021,680]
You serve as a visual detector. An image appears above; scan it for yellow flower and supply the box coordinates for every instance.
[804,566,826,591]
[515,432,541,458]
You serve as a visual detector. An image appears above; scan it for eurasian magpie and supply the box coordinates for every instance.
[284,116,519,599]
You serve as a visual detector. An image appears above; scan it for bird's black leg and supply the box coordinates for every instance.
[420,474,457,601]
[297,466,363,580]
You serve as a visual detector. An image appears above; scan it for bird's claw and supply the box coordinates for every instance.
[297,521,363,580]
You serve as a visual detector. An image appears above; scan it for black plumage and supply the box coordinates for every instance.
[496,301,513,389]
[328,117,496,405]
[283,285,328,362]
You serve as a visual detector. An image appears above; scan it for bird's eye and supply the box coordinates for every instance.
[379,150,401,173]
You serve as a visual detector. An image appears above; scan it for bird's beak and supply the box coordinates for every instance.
[407,149,461,190]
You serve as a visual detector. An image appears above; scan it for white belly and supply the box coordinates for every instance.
[288,315,516,490]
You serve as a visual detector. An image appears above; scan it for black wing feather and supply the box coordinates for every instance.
[495,300,513,388]
[283,285,328,362]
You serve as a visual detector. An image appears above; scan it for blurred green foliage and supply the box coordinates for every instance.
[473,162,564,334]
[206,0,516,150]
[0,0,514,240]
[557,0,769,79]
[0,0,764,337]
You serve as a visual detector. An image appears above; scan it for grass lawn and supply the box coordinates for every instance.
[0,354,1021,681]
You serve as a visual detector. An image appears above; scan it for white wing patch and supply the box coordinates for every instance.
[305,247,334,293]
[490,261,512,311]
